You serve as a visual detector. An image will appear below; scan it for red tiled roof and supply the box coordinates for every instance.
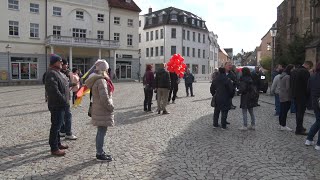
[108,0,141,12]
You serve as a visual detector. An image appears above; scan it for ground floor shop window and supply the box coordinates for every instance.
[116,62,132,79]
[11,57,38,80]
[70,58,91,74]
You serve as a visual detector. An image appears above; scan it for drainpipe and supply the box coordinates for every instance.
[163,25,166,63]
[108,6,112,71]
[45,0,48,71]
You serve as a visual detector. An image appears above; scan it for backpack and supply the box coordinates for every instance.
[248,84,259,104]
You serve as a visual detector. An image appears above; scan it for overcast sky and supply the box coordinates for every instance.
[134,0,283,54]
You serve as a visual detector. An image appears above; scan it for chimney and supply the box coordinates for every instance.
[148,7,152,13]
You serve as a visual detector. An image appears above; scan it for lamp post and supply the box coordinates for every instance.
[269,26,277,81]
[5,44,12,83]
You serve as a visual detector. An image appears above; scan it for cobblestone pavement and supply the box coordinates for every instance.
[0,82,319,180]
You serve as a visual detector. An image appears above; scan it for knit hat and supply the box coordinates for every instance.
[62,59,68,65]
[50,54,62,65]
[95,59,109,71]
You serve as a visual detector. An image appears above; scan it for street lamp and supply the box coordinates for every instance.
[5,44,12,83]
[269,26,277,79]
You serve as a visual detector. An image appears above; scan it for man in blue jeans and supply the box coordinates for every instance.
[45,54,70,156]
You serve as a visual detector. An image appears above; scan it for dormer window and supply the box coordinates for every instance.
[171,14,177,21]
[192,19,195,25]
[202,22,205,28]
[197,21,200,26]
[184,16,187,23]
[148,17,152,25]
[159,15,163,23]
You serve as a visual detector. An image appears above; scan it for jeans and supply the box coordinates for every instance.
[290,99,296,113]
[242,108,255,127]
[60,105,72,136]
[168,84,178,102]
[295,98,307,132]
[185,83,193,96]
[157,88,169,111]
[275,94,280,115]
[49,108,65,151]
[143,87,153,111]
[213,108,229,128]
[279,101,291,127]
[307,101,320,146]
[96,126,108,155]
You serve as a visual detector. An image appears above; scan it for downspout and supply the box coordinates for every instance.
[163,25,166,63]
[109,7,112,68]
[45,0,48,71]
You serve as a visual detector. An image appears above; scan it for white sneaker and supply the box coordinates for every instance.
[305,140,314,146]
[65,134,77,140]
[248,125,255,130]
[239,126,248,131]
[315,145,320,151]
[280,126,292,131]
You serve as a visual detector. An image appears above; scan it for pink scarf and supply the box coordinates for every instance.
[105,78,114,93]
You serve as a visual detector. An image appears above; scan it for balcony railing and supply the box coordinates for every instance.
[46,35,120,49]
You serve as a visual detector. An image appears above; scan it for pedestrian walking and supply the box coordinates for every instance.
[279,64,295,131]
[184,69,195,97]
[45,54,69,156]
[154,63,171,114]
[271,69,283,116]
[290,61,314,135]
[168,72,179,104]
[238,67,257,130]
[210,67,235,129]
[224,62,237,110]
[305,62,320,150]
[70,68,80,105]
[143,64,154,112]
[251,66,261,106]
[85,59,115,161]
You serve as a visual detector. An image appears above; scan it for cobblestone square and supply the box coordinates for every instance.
[0,82,319,180]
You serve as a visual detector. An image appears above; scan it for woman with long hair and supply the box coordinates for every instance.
[143,64,154,112]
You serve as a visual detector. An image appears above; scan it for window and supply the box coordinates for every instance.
[155,30,159,40]
[98,14,104,22]
[53,25,61,37]
[97,31,104,40]
[114,33,120,41]
[160,46,164,56]
[160,29,164,39]
[139,33,141,43]
[192,19,195,25]
[73,28,86,38]
[128,19,133,26]
[8,0,19,10]
[202,65,206,74]
[197,21,200,27]
[146,48,149,57]
[150,47,154,57]
[198,33,201,43]
[30,3,39,13]
[159,15,163,23]
[150,31,153,41]
[155,47,159,56]
[192,48,195,57]
[184,16,187,23]
[53,7,61,16]
[9,21,19,36]
[171,14,177,21]
[183,30,185,40]
[127,34,133,46]
[76,11,84,20]
[203,34,206,43]
[171,28,176,38]
[192,64,198,74]
[202,22,205,28]
[203,50,205,58]
[30,23,39,38]
[182,46,185,56]
[114,17,120,24]
[193,32,195,41]
[187,31,190,40]
[187,47,190,56]
[171,46,176,55]
[11,57,38,80]
[139,20,141,27]
[146,32,149,41]
[198,49,201,58]
[148,18,152,25]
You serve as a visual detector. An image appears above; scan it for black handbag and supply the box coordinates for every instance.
[88,89,92,117]
[211,95,216,107]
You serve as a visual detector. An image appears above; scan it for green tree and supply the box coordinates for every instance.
[260,56,272,71]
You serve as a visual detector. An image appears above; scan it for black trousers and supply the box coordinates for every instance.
[279,101,291,127]
[144,87,153,111]
[213,107,229,128]
[168,84,178,102]
[295,98,307,132]
[185,83,193,96]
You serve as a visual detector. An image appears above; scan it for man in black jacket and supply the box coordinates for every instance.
[251,66,261,106]
[168,72,179,104]
[290,61,313,135]
[225,62,237,110]
[155,63,171,114]
[45,54,70,156]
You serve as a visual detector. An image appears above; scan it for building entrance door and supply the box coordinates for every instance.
[116,64,132,79]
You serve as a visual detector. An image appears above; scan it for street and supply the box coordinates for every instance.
[0,82,319,180]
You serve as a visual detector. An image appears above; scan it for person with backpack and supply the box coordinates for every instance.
[279,64,295,131]
[238,67,258,130]
[143,64,154,112]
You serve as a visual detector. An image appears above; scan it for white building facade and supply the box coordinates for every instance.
[0,0,141,85]
[139,7,210,79]
[208,31,219,74]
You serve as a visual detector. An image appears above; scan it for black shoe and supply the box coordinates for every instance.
[257,104,261,106]
[213,125,219,128]
[163,111,170,114]
[96,153,112,161]
[226,121,230,125]
[295,131,308,136]
[158,110,161,114]
[191,95,195,97]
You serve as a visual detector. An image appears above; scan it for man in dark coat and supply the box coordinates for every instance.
[45,54,69,156]
[168,72,179,104]
[210,68,235,129]
[251,66,261,106]
[184,69,195,97]
[225,62,237,110]
[290,61,313,135]
[155,63,171,114]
